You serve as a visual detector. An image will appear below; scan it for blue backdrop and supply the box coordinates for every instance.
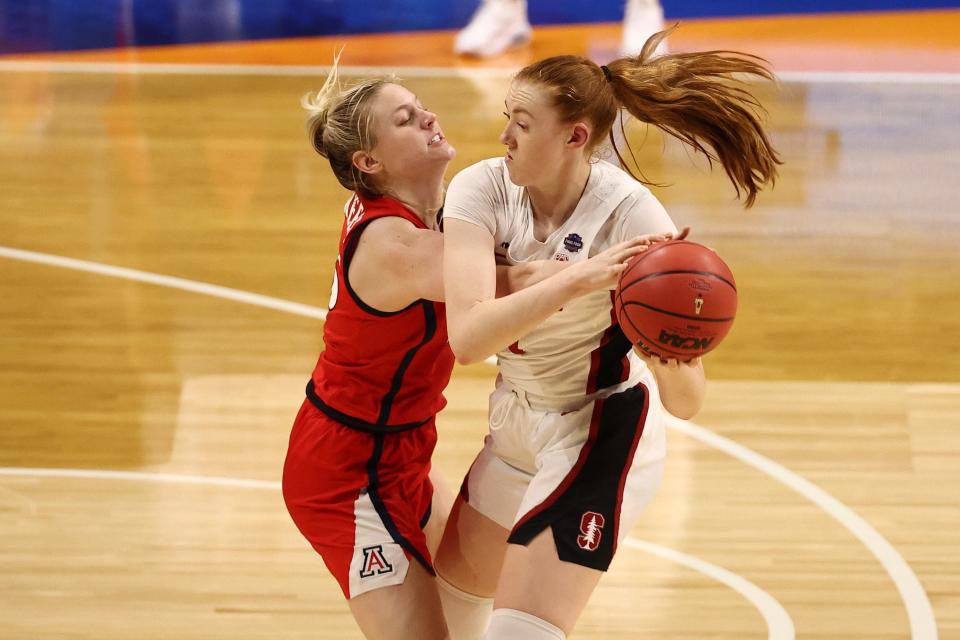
[1,0,957,54]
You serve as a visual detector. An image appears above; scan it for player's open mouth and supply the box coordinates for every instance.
[428,133,444,146]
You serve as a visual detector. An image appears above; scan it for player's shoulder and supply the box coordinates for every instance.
[358,214,423,250]
[591,164,662,213]
[351,215,440,281]
[593,161,656,203]
[588,164,675,236]
[450,157,510,190]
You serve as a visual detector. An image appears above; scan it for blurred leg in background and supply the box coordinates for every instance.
[454,0,667,58]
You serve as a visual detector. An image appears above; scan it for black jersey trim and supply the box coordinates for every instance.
[366,433,436,576]
[419,502,433,530]
[586,291,632,394]
[376,300,437,425]
[342,219,421,318]
[305,380,430,434]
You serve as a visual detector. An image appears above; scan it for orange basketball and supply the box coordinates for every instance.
[614,240,737,360]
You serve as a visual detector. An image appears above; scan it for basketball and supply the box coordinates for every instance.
[615,240,737,360]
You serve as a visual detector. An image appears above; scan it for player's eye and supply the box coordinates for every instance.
[503,112,527,130]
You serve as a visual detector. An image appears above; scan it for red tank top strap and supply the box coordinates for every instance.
[345,193,429,240]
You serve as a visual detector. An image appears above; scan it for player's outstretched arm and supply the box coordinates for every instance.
[495,260,570,297]
[493,229,685,299]
[349,217,567,312]
[443,218,658,365]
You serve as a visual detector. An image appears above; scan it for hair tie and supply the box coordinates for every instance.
[600,65,613,82]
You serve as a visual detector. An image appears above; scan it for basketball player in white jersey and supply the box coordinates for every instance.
[434,31,782,639]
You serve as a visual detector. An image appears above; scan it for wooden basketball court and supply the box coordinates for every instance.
[1,10,958,639]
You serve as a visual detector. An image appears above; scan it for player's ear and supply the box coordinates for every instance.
[352,150,382,175]
[566,122,591,149]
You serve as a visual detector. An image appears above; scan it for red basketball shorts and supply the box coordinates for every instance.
[282,399,437,599]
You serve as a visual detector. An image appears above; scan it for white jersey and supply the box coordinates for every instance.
[444,158,678,410]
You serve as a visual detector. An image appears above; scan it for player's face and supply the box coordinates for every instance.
[500,81,573,186]
[366,83,455,184]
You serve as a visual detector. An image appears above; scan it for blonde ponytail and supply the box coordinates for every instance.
[302,51,394,198]
[302,50,344,158]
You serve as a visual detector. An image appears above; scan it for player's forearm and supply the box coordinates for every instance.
[650,359,706,420]
[495,260,569,297]
[448,270,579,365]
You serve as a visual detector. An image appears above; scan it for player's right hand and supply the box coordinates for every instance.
[569,228,687,294]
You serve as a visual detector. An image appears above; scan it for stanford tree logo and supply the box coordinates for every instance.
[577,511,605,552]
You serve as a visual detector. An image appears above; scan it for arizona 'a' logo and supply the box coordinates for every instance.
[359,545,394,578]
[577,511,605,551]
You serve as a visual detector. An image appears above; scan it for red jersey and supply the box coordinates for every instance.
[308,193,454,432]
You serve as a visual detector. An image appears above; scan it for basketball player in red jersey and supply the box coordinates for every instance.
[435,31,781,639]
[281,57,666,640]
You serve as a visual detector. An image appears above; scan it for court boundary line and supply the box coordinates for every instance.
[0,245,939,635]
[0,465,795,638]
[667,417,937,639]
[1,59,959,84]
[622,537,794,638]
[0,246,326,321]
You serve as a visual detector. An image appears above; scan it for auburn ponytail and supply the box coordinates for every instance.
[515,28,782,207]
[606,28,781,207]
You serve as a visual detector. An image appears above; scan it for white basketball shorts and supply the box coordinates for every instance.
[462,370,666,571]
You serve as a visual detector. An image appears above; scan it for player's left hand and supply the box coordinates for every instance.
[633,345,701,368]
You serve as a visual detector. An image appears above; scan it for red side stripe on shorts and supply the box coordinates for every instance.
[511,400,605,533]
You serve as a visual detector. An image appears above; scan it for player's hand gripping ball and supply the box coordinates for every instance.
[615,240,737,361]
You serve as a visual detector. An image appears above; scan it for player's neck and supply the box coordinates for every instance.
[388,181,445,228]
[526,161,591,231]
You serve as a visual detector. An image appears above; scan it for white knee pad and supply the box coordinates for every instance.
[482,608,566,640]
[436,576,494,640]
